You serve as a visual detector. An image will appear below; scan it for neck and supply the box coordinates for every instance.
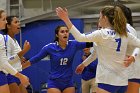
[58,41,67,49]
[8,30,15,38]
[104,23,113,29]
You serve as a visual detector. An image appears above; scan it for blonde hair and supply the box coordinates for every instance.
[101,6,127,37]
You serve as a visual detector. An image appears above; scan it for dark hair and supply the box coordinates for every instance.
[54,25,68,42]
[111,2,133,26]
[101,6,127,37]
[3,16,17,34]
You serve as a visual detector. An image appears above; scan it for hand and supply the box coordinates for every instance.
[21,57,27,64]
[22,61,31,69]
[124,56,135,67]
[15,73,30,87]
[23,40,31,53]
[75,63,85,74]
[56,7,69,22]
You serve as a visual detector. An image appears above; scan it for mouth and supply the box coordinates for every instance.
[17,27,21,30]
[63,36,67,39]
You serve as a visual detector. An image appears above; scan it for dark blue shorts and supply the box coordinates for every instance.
[129,79,140,84]
[7,74,21,85]
[47,78,74,92]
[0,71,8,86]
[98,83,127,93]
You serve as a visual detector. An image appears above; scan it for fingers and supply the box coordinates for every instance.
[23,77,30,87]
[24,82,30,88]
[56,7,67,15]
[75,64,85,74]
[124,61,131,67]
[64,7,67,12]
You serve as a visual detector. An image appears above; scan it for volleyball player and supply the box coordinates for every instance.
[56,6,140,93]
[22,25,93,93]
[4,16,30,93]
[0,9,29,93]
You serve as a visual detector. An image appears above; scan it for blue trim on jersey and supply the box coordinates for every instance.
[126,27,130,32]
[129,79,140,84]
[98,83,127,93]
[30,40,86,80]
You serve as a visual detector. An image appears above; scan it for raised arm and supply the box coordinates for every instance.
[56,7,101,42]
[18,40,31,59]
[56,7,73,29]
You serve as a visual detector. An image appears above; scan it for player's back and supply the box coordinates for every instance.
[96,28,128,70]
[95,28,130,85]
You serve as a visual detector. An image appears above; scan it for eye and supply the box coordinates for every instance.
[65,30,69,33]
[61,30,64,33]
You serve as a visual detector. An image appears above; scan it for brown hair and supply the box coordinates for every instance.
[101,6,127,37]
[111,2,133,26]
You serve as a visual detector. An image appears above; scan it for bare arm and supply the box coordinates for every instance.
[56,7,73,29]
[75,49,97,74]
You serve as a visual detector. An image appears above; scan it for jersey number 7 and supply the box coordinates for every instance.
[115,38,121,52]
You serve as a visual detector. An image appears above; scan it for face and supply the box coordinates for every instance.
[0,12,7,29]
[57,27,69,43]
[8,17,20,35]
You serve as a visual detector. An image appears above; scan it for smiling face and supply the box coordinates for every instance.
[7,17,21,35]
[0,11,7,30]
[57,26,69,43]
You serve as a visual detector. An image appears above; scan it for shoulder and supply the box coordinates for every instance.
[126,23,137,36]
[43,42,56,49]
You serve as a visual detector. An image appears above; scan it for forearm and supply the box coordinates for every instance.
[22,61,31,69]
[0,62,18,75]
[0,47,18,75]
[17,49,27,59]
[70,25,87,42]
[82,50,97,66]
[63,18,73,30]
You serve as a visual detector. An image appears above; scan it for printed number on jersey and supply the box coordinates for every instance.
[115,38,121,52]
[60,58,68,65]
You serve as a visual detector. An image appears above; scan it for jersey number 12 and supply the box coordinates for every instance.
[60,58,68,65]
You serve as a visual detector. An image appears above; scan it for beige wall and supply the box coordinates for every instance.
[0,0,7,12]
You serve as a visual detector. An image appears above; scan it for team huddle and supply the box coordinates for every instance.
[0,2,140,93]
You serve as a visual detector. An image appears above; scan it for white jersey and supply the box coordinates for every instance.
[130,44,140,79]
[70,25,140,86]
[126,24,137,55]
[0,34,17,75]
[4,35,22,72]
[125,24,140,79]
